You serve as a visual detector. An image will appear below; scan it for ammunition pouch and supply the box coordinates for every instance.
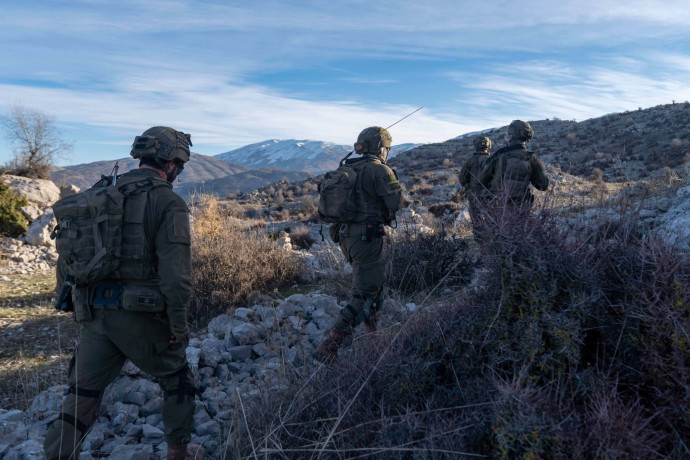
[121,284,165,312]
[364,221,386,242]
[72,286,93,323]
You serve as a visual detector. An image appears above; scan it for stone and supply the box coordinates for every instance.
[311,308,334,330]
[207,314,233,339]
[214,364,230,380]
[230,323,266,345]
[252,342,271,357]
[142,423,164,438]
[120,361,144,377]
[0,410,23,422]
[196,420,220,437]
[0,175,60,207]
[186,347,201,369]
[25,212,56,248]
[3,438,44,460]
[234,307,252,320]
[59,184,81,200]
[109,443,154,460]
[228,345,252,362]
[19,205,42,222]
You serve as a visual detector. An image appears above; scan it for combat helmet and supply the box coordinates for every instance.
[508,120,534,142]
[473,135,491,152]
[130,126,193,165]
[355,126,392,154]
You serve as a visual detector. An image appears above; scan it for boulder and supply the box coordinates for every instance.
[19,205,42,222]
[25,212,56,248]
[59,184,80,200]
[0,175,60,207]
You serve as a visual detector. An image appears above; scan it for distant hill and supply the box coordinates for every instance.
[51,154,248,191]
[215,139,420,174]
[390,102,690,181]
[50,154,306,198]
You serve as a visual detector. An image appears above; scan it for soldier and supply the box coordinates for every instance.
[459,135,492,237]
[44,127,203,460]
[477,120,549,213]
[317,127,406,360]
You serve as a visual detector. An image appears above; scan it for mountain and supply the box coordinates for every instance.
[50,154,308,198]
[51,154,248,192]
[215,139,420,173]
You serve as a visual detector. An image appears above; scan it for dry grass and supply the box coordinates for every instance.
[189,195,304,324]
[0,271,78,410]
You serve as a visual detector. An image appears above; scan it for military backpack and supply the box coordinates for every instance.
[51,176,164,285]
[317,162,359,224]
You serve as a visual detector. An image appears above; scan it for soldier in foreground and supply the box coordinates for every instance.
[477,120,549,214]
[459,135,492,238]
[317,127,407,360]
[44,127,203,460]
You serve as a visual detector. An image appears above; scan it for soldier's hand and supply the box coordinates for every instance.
[170,325,190,345]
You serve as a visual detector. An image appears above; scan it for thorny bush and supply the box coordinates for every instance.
[232,196,689,459]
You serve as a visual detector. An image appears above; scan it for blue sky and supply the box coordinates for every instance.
[1,0,689,166]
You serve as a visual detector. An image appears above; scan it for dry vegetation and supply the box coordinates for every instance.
[0,271,77,410]
[231,198,689,459]
[189,195,304,324]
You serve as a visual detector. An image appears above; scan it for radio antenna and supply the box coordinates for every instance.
[385,106,423,130]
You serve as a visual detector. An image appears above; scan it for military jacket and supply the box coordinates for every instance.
[478,143,549,200]
[348,155,405,224]
[460,152,490,196]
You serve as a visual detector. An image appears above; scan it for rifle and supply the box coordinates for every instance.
[92,160,120,187]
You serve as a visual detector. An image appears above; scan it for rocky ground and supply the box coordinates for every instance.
[1,159,689,458]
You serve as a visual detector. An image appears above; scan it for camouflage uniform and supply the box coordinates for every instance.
[318,127,406,359]
[478,120,549,210]
[459,136,492,235]
[44,132,195,459]
[334,154,405,332]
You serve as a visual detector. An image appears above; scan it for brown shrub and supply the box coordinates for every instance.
[233,198,690,459]
[189,195,303,324]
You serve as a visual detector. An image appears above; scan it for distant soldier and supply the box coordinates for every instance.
[459,135,492,237]
[317,127,407,360]
[478,120,549,214]
[44,127,204,460]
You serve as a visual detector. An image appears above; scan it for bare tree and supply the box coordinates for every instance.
[2,105,73,179]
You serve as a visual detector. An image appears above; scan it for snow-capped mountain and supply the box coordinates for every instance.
[215,139,420,173]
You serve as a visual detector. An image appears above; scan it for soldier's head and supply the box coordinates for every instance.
[508,120,534,144]
[354,126,392,162]
[131,126,192,183]
[473,135,491,153]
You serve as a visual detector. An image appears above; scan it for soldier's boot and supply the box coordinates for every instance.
[316,328,347,361]
[167,443,205,460]
[363,316,378,333]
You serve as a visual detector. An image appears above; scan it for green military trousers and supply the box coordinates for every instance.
[43,308,195,460]
[334,222,386,332]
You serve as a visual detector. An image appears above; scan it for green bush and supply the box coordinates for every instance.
[0,180,28,237]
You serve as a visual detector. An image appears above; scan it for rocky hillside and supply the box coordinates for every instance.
[390,102,690,181]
